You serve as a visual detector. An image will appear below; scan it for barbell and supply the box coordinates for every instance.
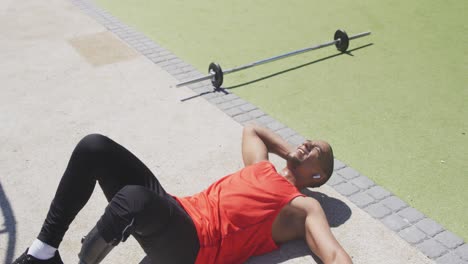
[176,29,371,90]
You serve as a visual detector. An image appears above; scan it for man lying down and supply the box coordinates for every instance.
[13,124,352,264]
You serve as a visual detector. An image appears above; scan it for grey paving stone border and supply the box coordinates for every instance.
[70,0,467,262]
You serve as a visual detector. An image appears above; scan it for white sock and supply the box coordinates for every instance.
[27,239,57,260]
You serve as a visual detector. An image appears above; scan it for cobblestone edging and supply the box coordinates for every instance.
[70,0,467,263]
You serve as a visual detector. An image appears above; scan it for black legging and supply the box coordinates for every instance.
[37,134,199,263]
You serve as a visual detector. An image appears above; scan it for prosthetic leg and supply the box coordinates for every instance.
[78,217,135,264]
[78,226,116,264]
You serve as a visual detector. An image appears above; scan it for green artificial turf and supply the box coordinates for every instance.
[96,0,468,240]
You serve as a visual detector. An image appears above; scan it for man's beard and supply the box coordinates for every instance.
[287,152,302,169]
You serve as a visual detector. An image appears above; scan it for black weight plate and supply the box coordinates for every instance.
[334,29,349,52]
[208,62,224,89]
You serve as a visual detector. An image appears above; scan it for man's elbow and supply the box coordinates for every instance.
[243,123,255,132]
[243,123,264,136]
[243,122,261,131]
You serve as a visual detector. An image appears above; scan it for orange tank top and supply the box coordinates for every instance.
[175,161,305,264]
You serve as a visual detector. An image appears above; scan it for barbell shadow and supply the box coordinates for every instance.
[179,86,229,102]
[224,43,373,90]
[0,181,17,264]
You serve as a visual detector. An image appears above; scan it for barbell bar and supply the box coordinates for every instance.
[176,29,371,89]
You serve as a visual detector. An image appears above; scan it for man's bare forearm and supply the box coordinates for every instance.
[302,202,353,264]
[248,123,294,160]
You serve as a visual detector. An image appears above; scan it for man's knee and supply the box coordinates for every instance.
[76,133,113,155]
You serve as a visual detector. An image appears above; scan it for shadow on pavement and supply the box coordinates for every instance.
[302,189,352,228]
[179,87,228,102]
[0,181,17,264]
[139,255,151,264]
[246,239,324,264]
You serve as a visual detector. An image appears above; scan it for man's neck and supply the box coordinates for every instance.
[280,167,304,189]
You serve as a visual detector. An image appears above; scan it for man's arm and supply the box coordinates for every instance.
[242,124,293,166]
[290,196,353,264]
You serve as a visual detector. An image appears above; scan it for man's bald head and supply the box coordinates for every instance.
[286,140,334,188]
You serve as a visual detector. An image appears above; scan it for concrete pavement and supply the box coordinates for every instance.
[0,0,444,263]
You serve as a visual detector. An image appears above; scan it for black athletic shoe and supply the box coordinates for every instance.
[12,249,63,264]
